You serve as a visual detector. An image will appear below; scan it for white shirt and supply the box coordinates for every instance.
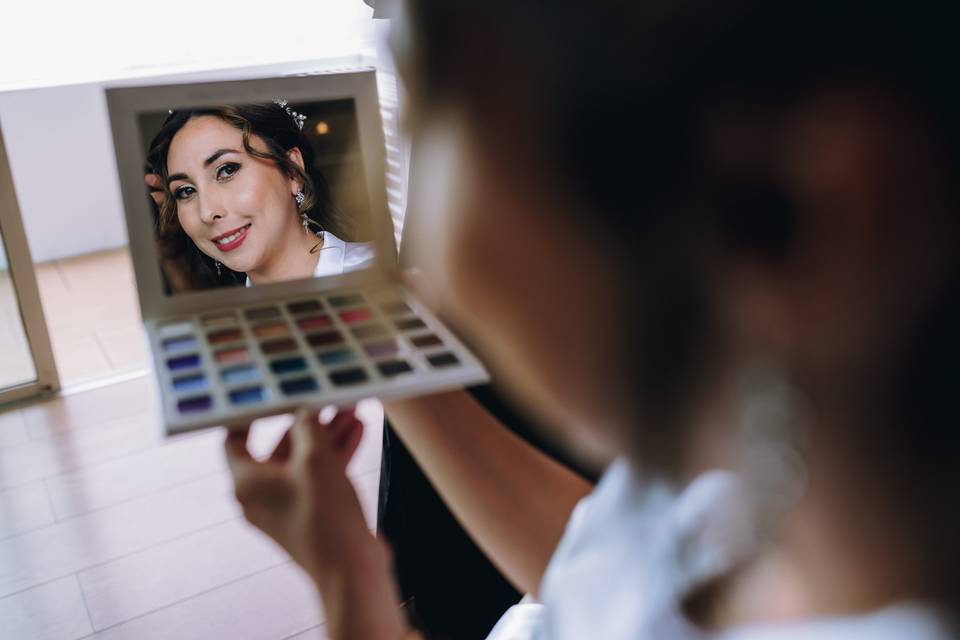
[244,231,375,286]
[487,460,956,640]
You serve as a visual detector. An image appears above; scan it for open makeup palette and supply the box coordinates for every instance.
[106,69,488,435]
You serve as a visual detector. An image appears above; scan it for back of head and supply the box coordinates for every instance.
[404,0,960,600]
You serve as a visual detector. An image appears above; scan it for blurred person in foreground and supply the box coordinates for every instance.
[224,2,960,638]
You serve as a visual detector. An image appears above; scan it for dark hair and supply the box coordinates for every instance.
[408,1,960,595]
[146,103,347,290]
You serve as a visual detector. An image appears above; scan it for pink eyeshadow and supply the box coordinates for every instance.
[215,346,249,364]
[339,309,373,324]
[297,315,332,331]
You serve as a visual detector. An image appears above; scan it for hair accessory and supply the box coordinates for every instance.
[273,98,306,131]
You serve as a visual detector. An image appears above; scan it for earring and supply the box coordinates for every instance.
[295,190,305,209]
[301,211,311,231]
[215,261,222,277]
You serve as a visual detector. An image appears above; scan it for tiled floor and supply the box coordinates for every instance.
[0,376,384,640]
[33,248,147,385]
[0,247,385,639]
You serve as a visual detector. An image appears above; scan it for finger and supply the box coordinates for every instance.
[290,408,326,457]
[224,425,253,463]
[224,425,259,488]
[269,427,293,463]
[144,173,162,189]
[150,191,165,207]
[334,418,364,469]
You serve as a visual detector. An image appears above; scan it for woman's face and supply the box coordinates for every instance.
[166,115,300,274]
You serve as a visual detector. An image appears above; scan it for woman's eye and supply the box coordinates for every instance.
[174,185,196,200]
[216,162,240,180]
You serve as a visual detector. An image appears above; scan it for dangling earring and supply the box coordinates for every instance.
[295,190,310,231]
[215,261,222,277]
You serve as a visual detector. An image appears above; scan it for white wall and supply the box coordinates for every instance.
[0,84,128,263]
[0,0,381,264]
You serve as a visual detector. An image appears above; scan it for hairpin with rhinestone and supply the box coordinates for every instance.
[273,98,306,131]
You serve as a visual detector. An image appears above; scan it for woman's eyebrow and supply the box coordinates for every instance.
[166,148,241,185]
[203,148,240,167]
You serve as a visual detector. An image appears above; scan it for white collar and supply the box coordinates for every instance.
[314,230,347,278]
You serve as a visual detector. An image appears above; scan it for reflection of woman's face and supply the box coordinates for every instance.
[166,115,300,274]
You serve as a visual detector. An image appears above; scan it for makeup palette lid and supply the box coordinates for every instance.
[105,69,399,322]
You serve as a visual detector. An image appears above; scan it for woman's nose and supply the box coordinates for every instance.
[198,193,225,225]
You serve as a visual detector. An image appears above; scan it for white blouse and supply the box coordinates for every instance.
[244,231,375,286]
[487,460,956,640]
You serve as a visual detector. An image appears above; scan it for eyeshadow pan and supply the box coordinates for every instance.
[281,376,319,395]
[270,356,307,374]
[380,302,412,316]
[172,373,207,392]
[167,354,200,371]
[364,340,399,358]
[159,321,194,338]
[201,313,237,328]
[306,331,344,348]
[221,364,260,384]
[394,317,427,332]
[330,367,369,386]
[162,335,197,351]
[229,386,265,405]
[317,348,356,366]
[377,360,413,377]
[427,352,461,368]
[351,323,388,340]
[253,322,289,338]
[178,395,212,413]
[297,315,332,331]
[327,293,365,308]
[208,328,244,345]
[245,306,281,321]
[215,346,249,364]
[411,334,444,349]
[260,338,297,355]
[339,308,373,324]
[288,299,322,315]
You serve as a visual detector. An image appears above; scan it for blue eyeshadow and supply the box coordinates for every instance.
[163,335,198,351]
[317,349,356,366]
[177,395,212,413]
[270,357,307,374]
[280,376,319,395]
[167,354,200,371]
[172,373,207,392]
[229,386,265,405]
[221,364,260,384]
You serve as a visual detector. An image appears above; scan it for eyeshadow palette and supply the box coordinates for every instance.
[148,284,488,434]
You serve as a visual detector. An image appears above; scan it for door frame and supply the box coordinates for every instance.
[0,122,60,405]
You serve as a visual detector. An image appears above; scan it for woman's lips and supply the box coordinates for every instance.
[212,224,251,253]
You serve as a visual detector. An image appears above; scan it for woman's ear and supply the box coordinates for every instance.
[286,146,306,192]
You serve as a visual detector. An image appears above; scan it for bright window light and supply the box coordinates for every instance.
[0,0,377,91]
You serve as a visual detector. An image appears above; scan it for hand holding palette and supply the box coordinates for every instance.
[107,70,489,435]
